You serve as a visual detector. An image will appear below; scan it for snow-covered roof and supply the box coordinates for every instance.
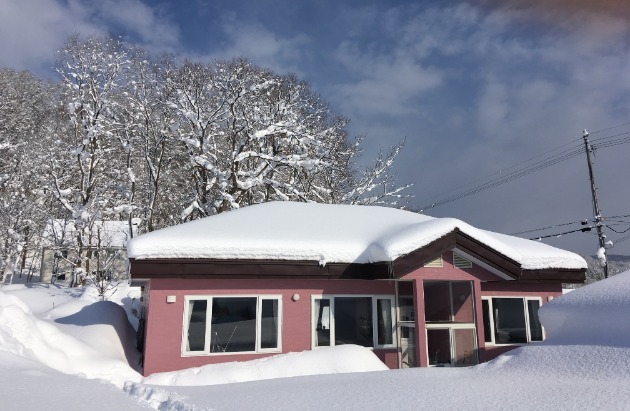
[127,202,586,271]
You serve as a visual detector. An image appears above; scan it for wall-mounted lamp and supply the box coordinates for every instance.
[291,293,300,302]
[166,295,176,304]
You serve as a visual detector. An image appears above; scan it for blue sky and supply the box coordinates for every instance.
[3,0,630,256]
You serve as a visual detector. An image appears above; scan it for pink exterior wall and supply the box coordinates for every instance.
[140,251,565,375]
[143,278,397,376]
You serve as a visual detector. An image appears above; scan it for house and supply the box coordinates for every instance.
[127,202,586,376]
[40,219,138,283]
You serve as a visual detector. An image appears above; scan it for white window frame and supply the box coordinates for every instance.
[482,296,544,346]
[424,324,478,367]
[423,281,478,366]
[181,294,283,356]
[310,294,397,350]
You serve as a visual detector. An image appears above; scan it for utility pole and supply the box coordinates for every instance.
[582,129,609,278]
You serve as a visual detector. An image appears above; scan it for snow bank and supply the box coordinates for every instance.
[128,201,586,271]
[0,285,142,388]
[0,351,150,411]
[539,270,630,346]
[142,345,388,386]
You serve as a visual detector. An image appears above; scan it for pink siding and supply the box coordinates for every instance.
[143,278,396,376]
[140,251,565,375]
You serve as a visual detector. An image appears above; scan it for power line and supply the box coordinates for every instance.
[419,144,585,211]
[417,136,584,204]
[510,219,587,235]
[606,225,630,234]
[589,121,630,135]
[530,226,593,240]
[417,123,630,212]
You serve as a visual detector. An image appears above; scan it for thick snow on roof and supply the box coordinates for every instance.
[128,202,585,270]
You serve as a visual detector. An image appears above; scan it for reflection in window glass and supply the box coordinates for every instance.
[527,300,543,341]
[427,329,452,366]
[187,300,207,351]
[334,297,373,347]
[260,299,279,349]
[423,282,451,322]
[377,299,393,345]
[482,299,492,343]
[453,328,477,365]
[314,299,331,347]
[493,298,527,344]
[451,282,474,323]
[210,297,257,353]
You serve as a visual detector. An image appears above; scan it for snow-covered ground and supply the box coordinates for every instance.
[2,272,630,410]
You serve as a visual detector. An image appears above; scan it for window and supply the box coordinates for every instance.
[424,281,478,366]
[182,295,282,355]
[312,295,396,349]
[482,297,543,345]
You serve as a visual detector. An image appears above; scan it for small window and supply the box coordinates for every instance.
[424,256,443,268]
[453,253,472,269]
[183,295,282,355]
[482,297,544,345]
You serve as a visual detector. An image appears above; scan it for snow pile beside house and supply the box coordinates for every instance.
[0,284,142,388]
[0,351,150,411]
[142,345,388,386]
[128,201,586,270]
[539,270,630,346]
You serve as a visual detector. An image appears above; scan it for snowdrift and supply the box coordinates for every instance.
[539,270,630,346]
[142,345,388,386]
[0,285,142,388]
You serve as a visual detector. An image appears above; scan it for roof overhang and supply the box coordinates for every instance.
[129,228,585,284]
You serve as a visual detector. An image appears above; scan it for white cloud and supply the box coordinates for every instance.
[201,16,310,76]
[0,0,180,74]
[0,0,102,71]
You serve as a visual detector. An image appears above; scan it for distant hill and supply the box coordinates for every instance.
[568,254,630,288]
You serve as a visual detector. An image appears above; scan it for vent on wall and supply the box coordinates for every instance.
[424,255,443,268]
[453,252,472,269]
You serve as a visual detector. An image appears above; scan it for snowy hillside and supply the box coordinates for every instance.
[2,272,630,410]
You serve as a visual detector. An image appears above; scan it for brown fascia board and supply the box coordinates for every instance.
[520,269,585,283]
[392,228,585,283]
[129,258,391,280]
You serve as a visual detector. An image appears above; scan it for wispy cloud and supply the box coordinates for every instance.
[200,15,310,76]
[0,0,180,74]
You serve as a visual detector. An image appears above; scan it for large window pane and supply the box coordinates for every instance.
[492,298,527,344]
[314,299,331,347]
[527,300,543,342]
[187,300,207,352]
[210,297,257,353]
[453,329,478,366]
[260,299,279,349]
[451,282,474,323]
[424,282,451,322]
[334,297,373,347]
[376,299,393,345]
[427,329,452,366]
